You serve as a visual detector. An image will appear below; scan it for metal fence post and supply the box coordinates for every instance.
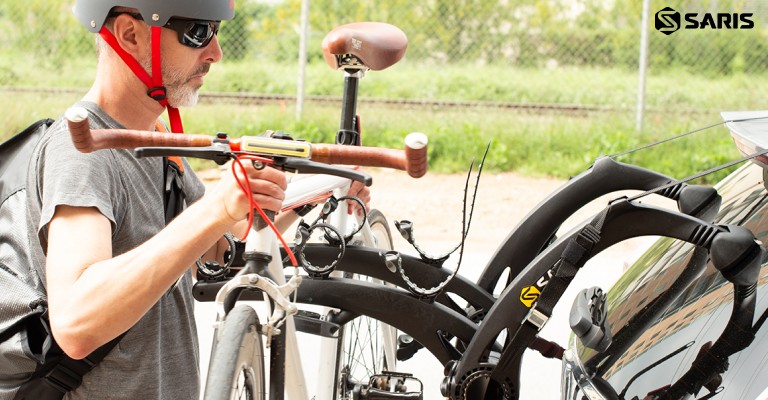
[636,0,650,132]
[296,0,310,120]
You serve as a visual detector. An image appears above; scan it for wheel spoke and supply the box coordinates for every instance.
[334,210,395,399]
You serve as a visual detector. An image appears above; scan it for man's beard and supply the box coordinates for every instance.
[140,57,209,108]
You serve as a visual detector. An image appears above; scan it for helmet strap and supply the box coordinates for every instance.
[98,26,184,133]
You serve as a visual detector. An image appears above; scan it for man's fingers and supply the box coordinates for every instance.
[233,162,287,213]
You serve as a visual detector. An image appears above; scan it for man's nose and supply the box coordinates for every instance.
[204,34,224,63]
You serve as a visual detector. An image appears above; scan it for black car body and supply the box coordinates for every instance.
[562,113,768,400]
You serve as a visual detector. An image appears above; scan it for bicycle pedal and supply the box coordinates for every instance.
[363,372,423,400]
[365,389,422,400]
[293,310,341,338]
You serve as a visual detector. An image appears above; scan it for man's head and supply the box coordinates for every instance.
[73,0,234,113]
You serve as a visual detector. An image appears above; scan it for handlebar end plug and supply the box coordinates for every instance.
[65,106,89,123]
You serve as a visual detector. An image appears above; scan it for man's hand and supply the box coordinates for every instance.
[346,179,370,216]
[210,162,288,223]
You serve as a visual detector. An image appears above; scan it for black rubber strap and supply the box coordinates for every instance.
[488,209,606,388]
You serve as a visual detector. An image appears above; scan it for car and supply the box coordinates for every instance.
[561,111,768,400]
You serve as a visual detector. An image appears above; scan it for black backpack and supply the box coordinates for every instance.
[0,119,122,399]
[0,117,186,399]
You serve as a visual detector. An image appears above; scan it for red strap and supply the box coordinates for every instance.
[98,27,153,87]
[151,27,163,89]
[167,105,183,134]
[98,26,184,134]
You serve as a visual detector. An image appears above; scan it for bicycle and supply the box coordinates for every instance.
[195,170,400,400]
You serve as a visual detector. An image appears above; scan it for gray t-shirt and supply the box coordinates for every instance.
[26,101,206,399]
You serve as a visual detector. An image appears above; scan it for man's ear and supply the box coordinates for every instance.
[111,14,148,58]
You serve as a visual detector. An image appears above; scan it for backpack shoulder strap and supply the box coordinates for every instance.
[14,333,126,400]
[155,119,186,223]
[1,118,55,201]
[5,118,125,400]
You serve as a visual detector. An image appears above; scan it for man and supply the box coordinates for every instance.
[25,1,288,398]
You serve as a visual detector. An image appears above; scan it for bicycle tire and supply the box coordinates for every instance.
[204,305,266,400]
[334,209,397,399]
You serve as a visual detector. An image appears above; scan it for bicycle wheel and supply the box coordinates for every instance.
[334,209,397,399]
[204,305,266,400]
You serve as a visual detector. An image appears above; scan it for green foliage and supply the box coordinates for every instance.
[202,61,768,113]
[2,0,767,79]
[1,0,92,68]
[218,0,768,77]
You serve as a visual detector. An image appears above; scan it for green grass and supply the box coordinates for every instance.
[270,61,768,112]
[7,57,768,111]
[0,90,741,184]
[1,59,754,184]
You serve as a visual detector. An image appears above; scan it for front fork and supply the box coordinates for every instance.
[212,211,307,400]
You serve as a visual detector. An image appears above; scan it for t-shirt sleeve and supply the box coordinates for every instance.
[181,158,205,204]
[35,123,124,250]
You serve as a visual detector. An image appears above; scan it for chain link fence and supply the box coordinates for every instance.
[1,0,768,119]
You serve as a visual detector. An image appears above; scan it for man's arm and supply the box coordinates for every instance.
[45,163,286,359]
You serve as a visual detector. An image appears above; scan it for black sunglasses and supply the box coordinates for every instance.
[164,19,220,49]
[107,11,220,49]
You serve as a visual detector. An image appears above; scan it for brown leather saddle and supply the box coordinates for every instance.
[322,22,408,71]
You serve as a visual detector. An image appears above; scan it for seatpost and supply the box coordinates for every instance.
[336,68,365,146]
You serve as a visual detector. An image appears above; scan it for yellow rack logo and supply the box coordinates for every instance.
[520,286,541,308]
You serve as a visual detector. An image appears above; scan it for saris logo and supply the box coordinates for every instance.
[655,6,754,35]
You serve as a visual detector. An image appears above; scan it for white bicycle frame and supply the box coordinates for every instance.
[208,171,398,400]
